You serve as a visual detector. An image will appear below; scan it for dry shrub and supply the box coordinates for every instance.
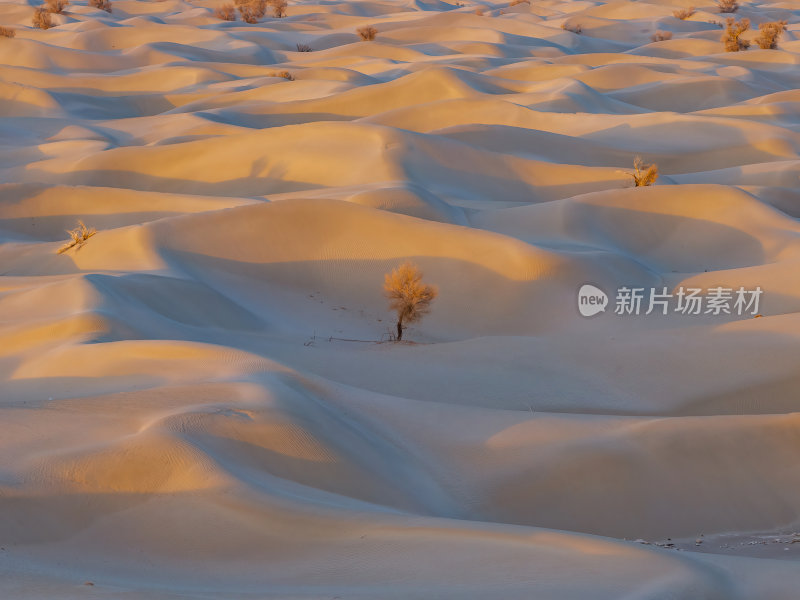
[474,7,484,15]
[754,20,787,49]
[722,17,750,51]
[215,3,236,20]
[717,0,738,13]
[357,25,377,41]
[509,0,530,5]
[272,70,293,80]
[0,26,15,38]
[57,221,96,254]
[384,262,437,341]
[296,42,312,51]
[562,22,582,34]
[651,30,673,41]
[630,157,658,187]
[235,0,266,23]
[672,7,695,19]
[32,7,53,29]
[46,0,68,13]
[89,0,112,12]
[268,0,287,17]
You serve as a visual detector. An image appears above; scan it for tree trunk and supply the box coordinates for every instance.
[396,319,403,341]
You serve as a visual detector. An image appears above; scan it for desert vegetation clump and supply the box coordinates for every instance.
[57,221,96,254]
[0,26,15,38]
[509,0,530,6]
[89,0,112,12]
[754,20,787,49]
[672,7,695,19]
[235,0,266,23]
[717,0,738,13]
[32,7,53,29]
[562,22,582,34]
[272,70,294,80]
[629,157,659,187]
[384,262,437,342]
[357,25,377,41]
[296,42,312,51]
[215,3,236,20]
[651,30,673,41]
[722,17,750,51]
[474,7,484,15]
[269,0,287,17]
[46,0,69,14]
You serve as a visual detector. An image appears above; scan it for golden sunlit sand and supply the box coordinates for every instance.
[0,0,799,597]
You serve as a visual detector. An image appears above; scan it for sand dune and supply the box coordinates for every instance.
[1,0,800,597]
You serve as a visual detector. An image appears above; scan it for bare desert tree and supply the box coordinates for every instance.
[630,156,659,186]
[384,262,437,341]
[358,26,377,40]
[269,0,287,17]
[33,7,53,29]
[89,0,112,12]
[235,0,266,23]
[46,0,68,14]
[722,17,750,51]
[754,20,787,49]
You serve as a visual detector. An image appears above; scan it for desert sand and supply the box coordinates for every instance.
[0,0,799,597]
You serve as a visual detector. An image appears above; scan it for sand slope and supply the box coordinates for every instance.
[1,0,800,597]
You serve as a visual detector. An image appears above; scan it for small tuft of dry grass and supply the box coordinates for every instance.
[296,42,312,51]
[630,157,658,187]
[32,7,53,29]
[215,3,236,20]
[722,17,750,51]
[672,6,695,19]
[717,0,738,13]
[89,0,112,12]
[357,25,377,41]
[235,0,266,23]
[57,221,96,254]
[46,0,69,14]
[268,0,287,17]
[272,70,293,80]
[0,26,15,38]
[562,22,582,34]
[651,30,673,41]
[754,20,787,49]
